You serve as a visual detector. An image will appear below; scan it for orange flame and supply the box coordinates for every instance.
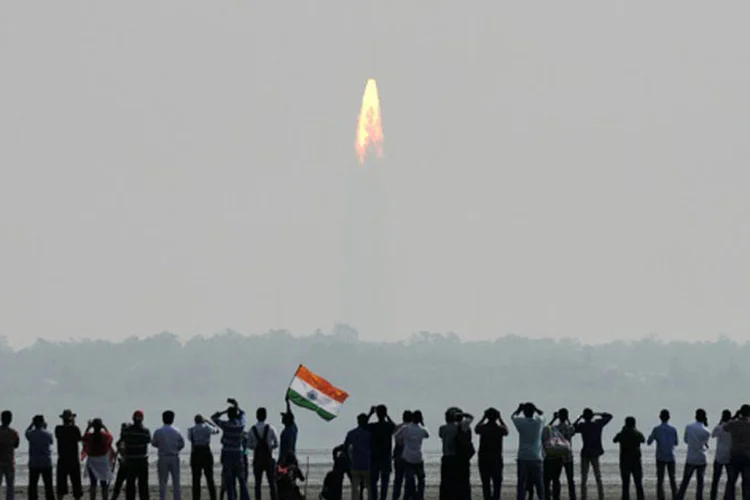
[355,78,384,165]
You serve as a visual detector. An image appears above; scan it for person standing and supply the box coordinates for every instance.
[247,408,279,500]
[676,409,711,500]
[120,410,151,500]
[81,419,114,500]
[512,402,545,500]
[345,414,372,500]
[151,411,184,500]
[613,417,646,500]
[367,405,396,500]
[27,415,55,500]
[394,411,429,500]
[0,410,20,500]
[189,414,220,500]
[545,409,576,500]
[722,405,750,500]
[56,409,83,500]
[475,408,508,500]
[392,411,412,500]
[279,398,298,466]
[648,410,679,500]
[573,408,612,500]
[110,424,129,500]
[709,410,733,500]
[212,399,250,500]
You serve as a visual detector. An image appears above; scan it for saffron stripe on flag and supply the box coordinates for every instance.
[294,365,349,403]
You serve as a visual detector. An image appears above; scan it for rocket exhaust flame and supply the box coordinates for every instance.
[355,78,384,165]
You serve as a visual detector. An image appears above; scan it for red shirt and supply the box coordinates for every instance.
[82,431,113,458]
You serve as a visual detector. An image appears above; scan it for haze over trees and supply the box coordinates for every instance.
[0,327,746,450]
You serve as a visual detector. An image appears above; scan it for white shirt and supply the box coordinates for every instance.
[247,422,279,454]
[394,423,429,464]
[684,421,711,465]
[712,423,732,465]
[151,425,185,457]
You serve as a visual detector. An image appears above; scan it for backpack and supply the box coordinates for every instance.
[456,427,475,461]
[543,426,571,459]
[252,426,272,468]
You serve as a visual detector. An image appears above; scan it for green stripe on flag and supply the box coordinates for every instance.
[287,388,337,421]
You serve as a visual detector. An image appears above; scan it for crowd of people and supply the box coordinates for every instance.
[1,401,750,500]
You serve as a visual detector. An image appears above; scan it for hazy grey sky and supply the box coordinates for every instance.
[1,1,749,348]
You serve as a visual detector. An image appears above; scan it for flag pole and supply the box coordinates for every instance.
[285,364,302,397]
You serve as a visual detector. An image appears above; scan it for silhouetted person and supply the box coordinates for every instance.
[212,399,250,500]
[392,411,412,500]
[81,418,114,500]
[56,409,83,500]
[455,410,475,500]
[27,415,55,500]
[545,409,576,500]
[394,411,428,500]
[321,445,349,500]
[512,402,545,500]
[345,414,372,500]
[439,407,474,500]
[279,398,298,467]
[151,411,184,500]
[676,409,711,500]
[120,410,151,500]
[248,407,279,500]
[275,452,304,500]
[189,414,220,500]
[613,416,645,500]
[709,410,733,500]
[722,405,750,500]
[648,409,679,500]
[367,405,396,500]
[110,424,129,500]
[574,408,611,500]
[0,410,20,500]
[475,408,508,500]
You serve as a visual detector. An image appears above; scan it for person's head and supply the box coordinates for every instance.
[227,407,239,420]
[558,408,569,422]
[625,416,636,429]
[696,409,707,425]
[582,408,594,422]
[413,410,423,425]
[376,405,388,420]
[402,410,413,424]
[0,411,11,427]
[133,410,144,424]
[485,408,499,422]
[445,408,458,424]
[162,411,175,425]
[357,413,368,427]
[32,414,45,428]
[721,409,732,423]
[281,411,295,427]
[92,418,104,433]
[195,414,204,425]
[60,409,76,424]
[740,404,750,419]
[257,408,267,422]
[659,409,670,423]
[523,403,536,418]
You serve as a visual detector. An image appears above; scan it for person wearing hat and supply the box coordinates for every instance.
[55,409,83,500]
[26,414,54,500]
[119,410,151,500]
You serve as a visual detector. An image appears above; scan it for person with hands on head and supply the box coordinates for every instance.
[394,410,429,500]
[722,404,750,500]
[212,398,250,500]
[366,405,396,500]
[574,408,612,500]
[56,409,83,500]
[709,410,733,500]
[613,416,646,500]
[189,414,220,500]
[27,415,54,500]
[81,418,115,500]
[545,409,576,500]
[512,402,545,500]
[475,408,508,500]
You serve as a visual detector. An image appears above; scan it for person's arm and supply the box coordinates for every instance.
[285,397,294,419]
[151,429,159,448]
[474,415,487,434]
[647,428,656,445]
[12,429,20,448]
[238,409,247,428]
[270,427,279,450]
[422,427,430,439]
[177,431,185,451]
[683,427,689,445]
[613,431,621,443]
[672,428,679,447]
[599,413,613,426]
[211,411,226,428]
[638,432,645,443]
[367,406,376,421]
[512,403,524,418]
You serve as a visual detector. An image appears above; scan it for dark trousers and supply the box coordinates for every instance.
[677,464,707,500]
[371,461,392,500]
[393,459,405,500]
[478,458,502,500]
[222,456,250,500]
[725,456,750,500]
[440,456,459,500]
[253,461,278,500]
[709,462,731,500]
[517,460,544,500]
[125,460,149,500]
[403,462,424,500]
[620,460,645,500]
[57,460,83,499]
[544,458,576,500]
[457,460,471,500]
[111,463,128,500]
[657,461,678,500]
[192,447,217,500]
[29,467,55,500]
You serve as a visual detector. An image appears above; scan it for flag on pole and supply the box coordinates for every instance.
[287,365,349,421]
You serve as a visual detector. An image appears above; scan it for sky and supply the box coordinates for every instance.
[1,1,749,348]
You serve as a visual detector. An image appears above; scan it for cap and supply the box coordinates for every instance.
[133,410,144,420]
[60,409,76,420]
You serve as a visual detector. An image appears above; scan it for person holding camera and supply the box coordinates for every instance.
[722,405,750,500]
[366,405,396,500]
[26,415,55,500]
[544,409,576,500]
[394,411,429,500]
[56,409,83,500]
[212,398,250,500]
[574,408,612,500]
[512,403,545,500]
[475,408,508,500]
[438,407,474,500]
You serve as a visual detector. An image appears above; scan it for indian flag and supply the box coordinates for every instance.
[287,365,349,421]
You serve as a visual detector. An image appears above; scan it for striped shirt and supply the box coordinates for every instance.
[120,424,151,461]
[212,411,247,454]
